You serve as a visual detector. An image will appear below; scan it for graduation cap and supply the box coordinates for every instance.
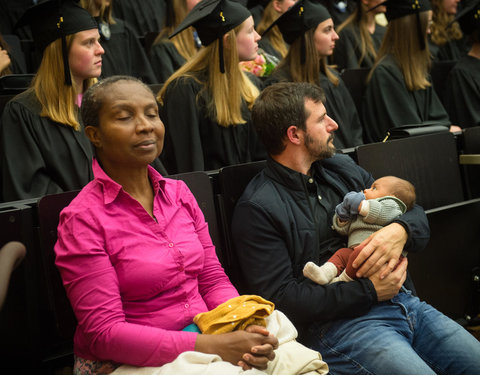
[169,0,251,73]
[367,0,431,21]
[452,0,480,35]
[15,0,98,86]
[369,0,432,50]
[262,0,331,45]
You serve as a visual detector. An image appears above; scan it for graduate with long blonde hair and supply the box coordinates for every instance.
[158,0,265,174]
[362,0,458,143]
[0,0,104,202]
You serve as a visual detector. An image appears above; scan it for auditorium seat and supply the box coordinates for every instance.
[409,198,480,322]
[215,160,267,292]
[0,73,34,94]
[356,132,465,210]
[37,190,80,359]
[459,126,480,199]
[356,132,480,322]
[0,198,41,372]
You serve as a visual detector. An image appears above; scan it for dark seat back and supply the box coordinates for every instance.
[340,67,370,116]
[0,199,41,372]
[460,126,480,199]
[409,199,480,320]
[168,171,223,263]
[37,191,80,343]
[356,132,464,210]
[0,74,34,95]
[0,93,16,117]
[430,60,457,106]
[216,160,267,291]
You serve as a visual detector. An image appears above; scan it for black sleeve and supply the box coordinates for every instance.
[149,42,185,84]
[125,23,158,84]
[1,100,63,200]
[333,28,359,72]
[393,204,430,253]
[362,64,421,143]
[444,67,480,128]
[160,78,205,174]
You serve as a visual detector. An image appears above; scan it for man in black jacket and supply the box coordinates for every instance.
[231,82,480,374]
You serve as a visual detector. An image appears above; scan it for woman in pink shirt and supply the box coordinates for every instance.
[54,75,278,374]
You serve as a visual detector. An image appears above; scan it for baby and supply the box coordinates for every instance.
[303,176,416,285]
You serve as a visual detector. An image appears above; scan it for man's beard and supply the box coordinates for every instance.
[304,133,336,160]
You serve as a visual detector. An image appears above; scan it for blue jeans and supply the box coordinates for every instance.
[304,289,480,375]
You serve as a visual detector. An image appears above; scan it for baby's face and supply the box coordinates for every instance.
[363,177,396,200]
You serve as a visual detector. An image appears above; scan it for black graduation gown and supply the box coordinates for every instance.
[258,37,284,62]
[159,74,266,174]
[428,37,469,62]
[0,90,93,202]
[112,0,166,36]
[264,68,363,149]
[0,0,35,39]
[444,55,480,128]
[361,54,450,143]
[99,18,157,84]
[149,40,187,84]
[333,23,386,72]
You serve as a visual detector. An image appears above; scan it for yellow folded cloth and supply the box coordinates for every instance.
[193,295,275,335]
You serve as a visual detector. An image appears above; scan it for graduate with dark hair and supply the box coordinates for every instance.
[444,0,480,128]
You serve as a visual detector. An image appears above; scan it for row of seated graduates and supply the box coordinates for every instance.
[0,0,169,84]
[0,0,357,83]
[1,0,478,146]
[0,126,480,373]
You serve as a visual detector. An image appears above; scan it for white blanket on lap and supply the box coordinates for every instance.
[111,310,328,375]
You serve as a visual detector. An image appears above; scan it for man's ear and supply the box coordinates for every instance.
[286,125,303,145]
[85,126,101,148]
